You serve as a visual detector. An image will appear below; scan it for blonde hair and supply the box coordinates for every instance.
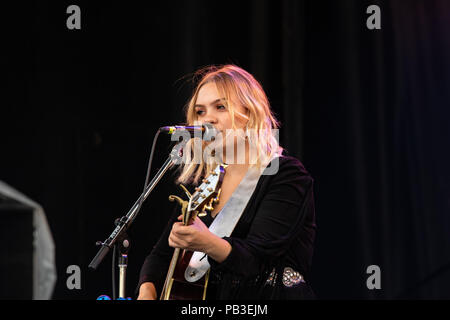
[176,65,283,185]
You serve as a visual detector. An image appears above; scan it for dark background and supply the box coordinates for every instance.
[1,0,449,299]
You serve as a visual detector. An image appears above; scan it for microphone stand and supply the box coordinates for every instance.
[88,143,183,272]
[117,231,129,299]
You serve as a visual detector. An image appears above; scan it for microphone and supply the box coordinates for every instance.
[160,123,217,140]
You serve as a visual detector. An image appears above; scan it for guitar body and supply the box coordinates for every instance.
[163,249,210,300]
[160,164,225,300]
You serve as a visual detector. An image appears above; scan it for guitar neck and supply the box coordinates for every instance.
[160,164,225,300]
[160,247,180,300]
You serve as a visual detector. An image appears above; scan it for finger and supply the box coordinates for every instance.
[173,224,193,236]
[169,236,179,248]
[171,222,184,232]
[168,234,184,249]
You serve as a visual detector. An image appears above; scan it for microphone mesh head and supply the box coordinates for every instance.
[203,123,218,141]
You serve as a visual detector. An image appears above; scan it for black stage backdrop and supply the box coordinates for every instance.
[1,0,449,299]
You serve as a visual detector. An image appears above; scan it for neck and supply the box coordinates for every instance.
[221,141,250,174]
[224,162,249,174]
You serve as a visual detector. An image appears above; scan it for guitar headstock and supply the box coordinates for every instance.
[183,164,226,224]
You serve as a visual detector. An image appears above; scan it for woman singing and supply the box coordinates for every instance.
[137,65,316,300]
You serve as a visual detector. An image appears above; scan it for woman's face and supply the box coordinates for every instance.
[194,82,250,162]
[194,82,248,131]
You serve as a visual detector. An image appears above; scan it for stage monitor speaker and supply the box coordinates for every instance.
[0,181,56,300]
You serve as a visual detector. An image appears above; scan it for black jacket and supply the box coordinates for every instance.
[137,154,316,300]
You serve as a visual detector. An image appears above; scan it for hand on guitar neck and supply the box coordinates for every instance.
[137,215,231,300]
[168,215,231,263]
[151,164,228,300]
[137,226,231,300]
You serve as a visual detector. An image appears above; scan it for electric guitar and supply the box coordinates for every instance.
[160,164,226,300]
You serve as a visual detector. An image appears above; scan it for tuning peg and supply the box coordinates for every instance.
[214,189,222,203]
[204,198,215,212]
[198,211,207,217]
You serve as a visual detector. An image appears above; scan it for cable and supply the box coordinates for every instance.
[141,129,161,205]
[133,128,161,223]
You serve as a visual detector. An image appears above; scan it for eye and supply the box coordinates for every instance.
[195,109,205,116]
[216,105,226,110]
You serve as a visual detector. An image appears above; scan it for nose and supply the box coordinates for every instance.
[201,113,218,126]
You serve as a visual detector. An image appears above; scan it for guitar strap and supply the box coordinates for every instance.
[184,154,280,282]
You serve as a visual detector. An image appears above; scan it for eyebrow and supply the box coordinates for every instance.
[194,98,226,108]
